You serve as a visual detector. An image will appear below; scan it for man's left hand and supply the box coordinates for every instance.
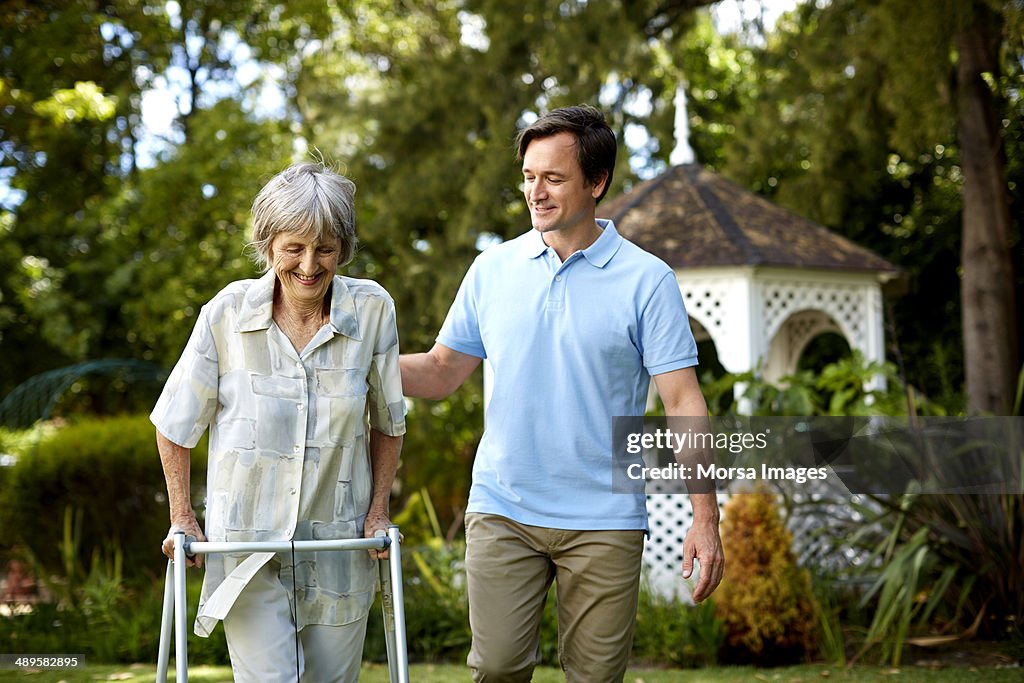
[681,519,724,602]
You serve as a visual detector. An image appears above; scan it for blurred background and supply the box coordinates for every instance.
[0,0,1021,674]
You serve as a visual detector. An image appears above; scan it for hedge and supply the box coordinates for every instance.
[0,414,207,586]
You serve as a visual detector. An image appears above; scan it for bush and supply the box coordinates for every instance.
[0,414,207,587]
[0,564,228,664]
[632,585,725,667]
[714,490,816,664]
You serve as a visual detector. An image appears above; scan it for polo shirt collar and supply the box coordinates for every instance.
[583,219,622,268]
[236,270,361,340]
[521,228,549,259]
[520,218,623,268]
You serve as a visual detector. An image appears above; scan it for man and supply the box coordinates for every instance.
[400,105,724,682]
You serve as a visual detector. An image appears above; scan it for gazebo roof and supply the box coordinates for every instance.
[599,164,898,274]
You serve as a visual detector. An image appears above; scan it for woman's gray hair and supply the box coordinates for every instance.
[247,162,357,271]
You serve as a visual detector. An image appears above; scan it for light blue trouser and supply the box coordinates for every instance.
[222,560,368,683]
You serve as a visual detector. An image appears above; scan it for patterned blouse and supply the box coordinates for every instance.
[151,270,406,636]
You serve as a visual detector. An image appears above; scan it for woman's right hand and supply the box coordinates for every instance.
[161,515,207,568]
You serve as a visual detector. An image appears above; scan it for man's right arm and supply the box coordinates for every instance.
[400,343,482,400]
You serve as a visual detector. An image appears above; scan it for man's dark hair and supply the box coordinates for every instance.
[515,104,617,204]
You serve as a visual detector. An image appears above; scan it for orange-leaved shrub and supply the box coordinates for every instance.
[714,489,816,664]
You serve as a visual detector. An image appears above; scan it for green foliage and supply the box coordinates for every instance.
[714,490,816,664]
[856,526,952,666]
[111,101,291,367]
[0,565,226,664]
[716,0,1021,409]
[0,0,290,394]
[4,0,1018,413]
[703,351,949,418]
[30,81,117,125]
[632,586,725,667]
[397,396,483,535]
[0,1,173,394]
[381,489,471,662]
[811,579,848,666]
[846,485,1024,663]
[0,415,207,585]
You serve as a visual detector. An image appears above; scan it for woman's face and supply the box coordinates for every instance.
[269,231,341,309]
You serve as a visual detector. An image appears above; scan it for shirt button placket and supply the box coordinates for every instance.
[294,360,307,458]
[548,268,567,309]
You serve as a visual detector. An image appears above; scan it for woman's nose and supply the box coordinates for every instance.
[301,249,317,272]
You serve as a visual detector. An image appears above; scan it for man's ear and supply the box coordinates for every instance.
[591,171,609,199]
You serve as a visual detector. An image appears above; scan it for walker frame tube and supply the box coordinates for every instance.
[157,527,408,683]
[155,561,174,682]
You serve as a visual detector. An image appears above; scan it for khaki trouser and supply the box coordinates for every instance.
[222,560,368,683]
[465,513,645,683]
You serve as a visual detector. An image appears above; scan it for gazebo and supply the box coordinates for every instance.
[598,163,900,596]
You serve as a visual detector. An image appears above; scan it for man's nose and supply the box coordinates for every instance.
[529,181,547,202]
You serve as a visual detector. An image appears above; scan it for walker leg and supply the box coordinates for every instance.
[156,560,174,683]
[173,532,189,683]
[387,526,409,683]
[378,558,399,683]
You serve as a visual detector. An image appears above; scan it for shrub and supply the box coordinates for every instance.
[0,563,228,664]
[0,414,207,587]
[714,489,816,664]
[632,585,725,667]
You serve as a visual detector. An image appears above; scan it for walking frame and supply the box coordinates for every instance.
[156,525,409,683]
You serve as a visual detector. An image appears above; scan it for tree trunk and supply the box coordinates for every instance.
[957,5,1018,414]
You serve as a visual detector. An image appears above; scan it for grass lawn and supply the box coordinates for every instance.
[0,663,1022,682]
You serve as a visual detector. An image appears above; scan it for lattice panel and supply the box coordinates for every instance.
[780,310,841,369]
[761,282,866,352]
[680,281,731,338]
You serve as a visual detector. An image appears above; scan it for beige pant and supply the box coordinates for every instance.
[222,560,367,683]
[465,513,645,683]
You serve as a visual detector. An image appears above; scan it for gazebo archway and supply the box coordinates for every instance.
[764,309,845,383]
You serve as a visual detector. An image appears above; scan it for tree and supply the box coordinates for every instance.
[0,1,295,395]
[0,1,172,394]
[717,0,1021,413]
[953,1,1019,414]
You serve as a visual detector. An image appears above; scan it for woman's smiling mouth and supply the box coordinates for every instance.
[293,272,322,285]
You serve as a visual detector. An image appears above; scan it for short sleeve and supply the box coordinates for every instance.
[638,271,699,376]
[436,259,486,359]
[150,305,220,448]
[366,296,407,436]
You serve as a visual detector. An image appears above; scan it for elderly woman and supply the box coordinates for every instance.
[151,163,405,682]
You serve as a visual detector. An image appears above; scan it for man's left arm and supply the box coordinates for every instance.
[653,367,725,603]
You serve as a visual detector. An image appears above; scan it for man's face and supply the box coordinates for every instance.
[522,131,605,236]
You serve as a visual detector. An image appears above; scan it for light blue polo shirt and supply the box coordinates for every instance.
[438,219,698,531]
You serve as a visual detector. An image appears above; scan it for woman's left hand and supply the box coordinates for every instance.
[364,511,403,560]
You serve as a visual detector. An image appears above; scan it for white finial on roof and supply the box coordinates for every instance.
[670,82,695,166]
